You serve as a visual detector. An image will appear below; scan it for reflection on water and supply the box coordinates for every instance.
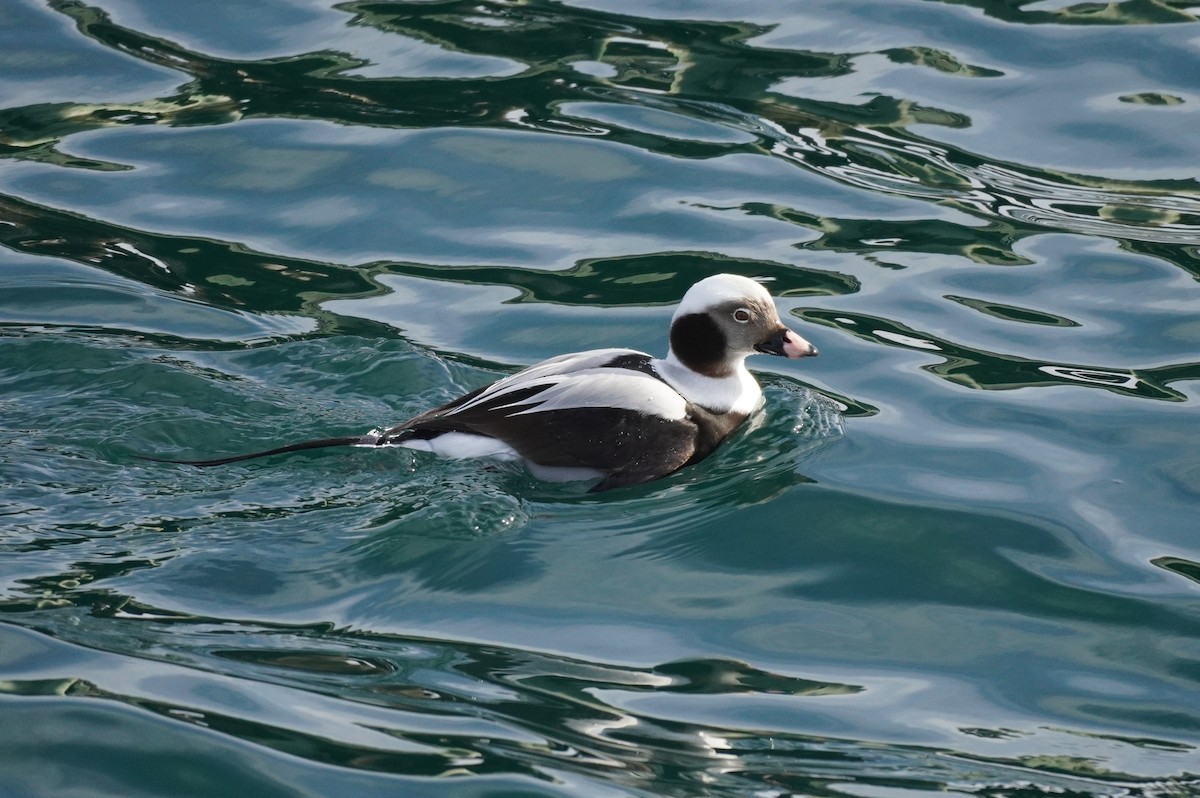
[2,0,1200,795]
[0,619,968,795]
[940,0,1199,26]
[0,615,860,782]
[797,307,1199,401]
[5,0,1198,265]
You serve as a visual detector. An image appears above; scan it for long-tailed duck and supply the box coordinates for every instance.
[146,274,818,491]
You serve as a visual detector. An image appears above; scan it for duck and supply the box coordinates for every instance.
[146,274,818,492]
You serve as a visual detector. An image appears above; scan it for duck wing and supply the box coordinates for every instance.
[381,349,705,487]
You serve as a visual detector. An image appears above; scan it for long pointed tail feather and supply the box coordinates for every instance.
[137,435,367,467]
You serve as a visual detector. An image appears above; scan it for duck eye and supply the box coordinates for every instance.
[732,308,752,323]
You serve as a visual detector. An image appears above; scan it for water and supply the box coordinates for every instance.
[2,0,1199,795]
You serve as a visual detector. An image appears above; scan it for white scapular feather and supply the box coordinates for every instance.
[449,348,688,420]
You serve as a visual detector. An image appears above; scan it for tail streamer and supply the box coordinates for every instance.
[138,436,366,467]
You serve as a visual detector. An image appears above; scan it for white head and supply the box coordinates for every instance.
[668,274,818,377]
[673,274,774,321]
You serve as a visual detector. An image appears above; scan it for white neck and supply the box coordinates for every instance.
[654,352,763,416]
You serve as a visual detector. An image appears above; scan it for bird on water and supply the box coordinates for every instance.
[145,273,818,492]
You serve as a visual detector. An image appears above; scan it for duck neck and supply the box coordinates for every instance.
[655,351,761,416]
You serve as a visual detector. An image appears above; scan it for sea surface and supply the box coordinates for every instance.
[2,1,1199,796]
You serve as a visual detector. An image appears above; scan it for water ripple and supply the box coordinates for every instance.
[3,1,1200,795]
[4,0,1195,276]
[2,614,1195,796]
[797,307,1200,400]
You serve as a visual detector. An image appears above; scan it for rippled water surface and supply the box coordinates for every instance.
[2,1,1200,796]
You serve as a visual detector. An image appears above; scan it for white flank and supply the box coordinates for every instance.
[396,432,520,460]
[526,462,606,482]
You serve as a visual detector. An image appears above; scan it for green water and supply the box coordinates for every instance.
[2,1,1199,796]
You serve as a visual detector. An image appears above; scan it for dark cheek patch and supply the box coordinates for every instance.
[670,313,728,376]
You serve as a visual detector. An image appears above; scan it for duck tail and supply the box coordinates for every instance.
[137,435,369,467]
